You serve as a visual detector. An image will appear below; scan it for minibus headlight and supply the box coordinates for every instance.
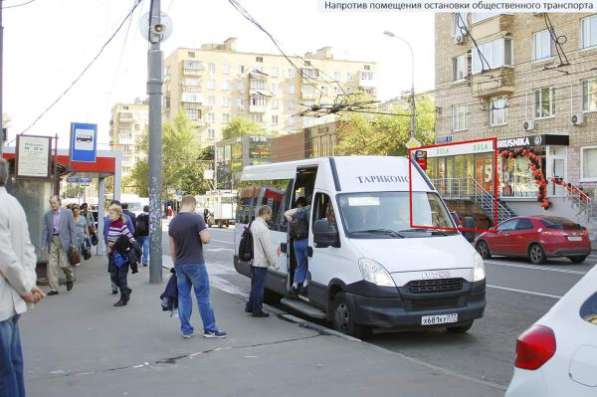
[473,252,486,282]
[358,258,395,287]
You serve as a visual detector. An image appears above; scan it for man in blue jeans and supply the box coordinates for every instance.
[168,195,226,339]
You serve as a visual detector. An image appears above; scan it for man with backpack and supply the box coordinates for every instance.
[244,205,279,318]
[284,196,310,292]
[135,206,150,267]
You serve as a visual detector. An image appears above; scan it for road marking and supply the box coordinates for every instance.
[205,247,234,253]
[487,284,562,299]
[485,260,589,275]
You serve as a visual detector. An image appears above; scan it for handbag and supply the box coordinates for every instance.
[68,247,81,266]
[90,233,98,246]
[81,242,92,261]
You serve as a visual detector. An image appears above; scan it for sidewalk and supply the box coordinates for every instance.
[20,256,503,397]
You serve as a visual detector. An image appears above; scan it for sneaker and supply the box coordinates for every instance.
[47,290,59,296]
[66,281,74,291]
[182,333,194,339]
[252,312,270,318]
[203,330,227,339]
[302,279,309,288]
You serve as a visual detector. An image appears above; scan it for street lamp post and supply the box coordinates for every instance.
[383,30,416,139]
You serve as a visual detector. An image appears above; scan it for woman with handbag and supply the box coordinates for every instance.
[107,204,137,307]
[72,204,91,263]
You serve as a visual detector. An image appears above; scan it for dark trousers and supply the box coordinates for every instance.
[246,266,268,314]
[110,263,129,295]
[0,315,25,397]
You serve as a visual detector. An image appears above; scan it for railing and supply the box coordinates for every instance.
[431,177,516,224]
[551,177,594,220]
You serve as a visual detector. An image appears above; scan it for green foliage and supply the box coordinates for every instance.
[127,109,212,198]
[222,117,266,140]
[335,95,436,156]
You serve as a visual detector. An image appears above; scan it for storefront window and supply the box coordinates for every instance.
[501,156,539,198]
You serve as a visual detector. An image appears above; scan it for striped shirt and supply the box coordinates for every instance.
[107,219,135,252]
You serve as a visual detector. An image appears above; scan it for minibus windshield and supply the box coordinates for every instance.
[337,192,456,238]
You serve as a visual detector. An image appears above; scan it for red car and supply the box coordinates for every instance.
[475,216,592,264]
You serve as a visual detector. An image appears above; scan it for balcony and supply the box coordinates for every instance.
[118,113,133,123]
[471,67,514,98]
[181,92,203,104]
[182,60,204,76]
[249,93,269,113]
[470,14,514,38]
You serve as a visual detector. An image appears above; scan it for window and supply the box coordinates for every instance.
[580,292,597,325]
[497,219,517,232]
[207,113,215,124]
[237,97,245,109]
[452,54,468,81]
[187,51,196,58]
[237,80,245,91]
[208,96,216,106]
[184,104,200,121]
[250,79,266,91]
[515,218,533,230]
[288,84,296,94]
[452,104,468,131]
[582,78,597,112]
[239,65,246,74]
[334,71,342,81]
[221,81,230,91]
[222,64,230,75]
[208,63,216,74]
[581,14,597,49]
[472,38,512,74]
[581,146,597,181]
[208,128,215,140]
[271,82,278,93]
[272,115,279,125]
[222,113,231,123]
[222,97,230,108]
[250,95,267,107]
[346,72,352,81]
[236,179,292,230]
[471,13,495,24]
[490,97,508,126]
[272,99,280,110]
[533,30,553,60]
[251,113,264,123]
[271,67,279,77]
[207,80,216,90]
[256,56,264,63]
[534,87,556,118]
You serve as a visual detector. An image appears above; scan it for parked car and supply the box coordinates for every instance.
[505,264,597,396]
[474,216,591,264]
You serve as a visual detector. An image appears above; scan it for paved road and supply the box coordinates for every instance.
[189,226,596,389]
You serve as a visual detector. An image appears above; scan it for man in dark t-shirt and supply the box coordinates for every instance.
[168,195,226,339]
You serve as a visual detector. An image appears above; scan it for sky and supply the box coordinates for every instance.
[3,0,435,149]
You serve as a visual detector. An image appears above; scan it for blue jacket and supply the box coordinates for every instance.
[103,214,135,244]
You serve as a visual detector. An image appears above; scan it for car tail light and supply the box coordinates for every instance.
[515,325,556,370]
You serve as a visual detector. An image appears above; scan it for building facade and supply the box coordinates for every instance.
[434,13,597,223]
[109,100,149,178]
[163,38,377,147]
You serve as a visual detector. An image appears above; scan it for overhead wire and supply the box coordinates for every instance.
[2,0,37,9]
[21,0,145,134]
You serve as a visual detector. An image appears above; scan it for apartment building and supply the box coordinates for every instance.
[163,38,377,147]
[109,100,149,178]
[434,13,597,221]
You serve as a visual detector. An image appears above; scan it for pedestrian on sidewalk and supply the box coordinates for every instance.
[42,195,76,295]
[71,204,90,264]
[80,203,97,245]
[122,203,137,229]
[169,195,226,339]
[135,205,150,267]
[103,200,135,295]
[284,196,311,292]
[107,204,137,307]
[0,158,45,397]
[246,205,280,318]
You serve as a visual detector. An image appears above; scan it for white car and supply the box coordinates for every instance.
[506,265,597,396]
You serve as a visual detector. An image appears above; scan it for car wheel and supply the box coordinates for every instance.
[446,320,474,334]
[529,244,546,264]
[476,240,492,259]
[568,255,588,264]
[332,292,371,339]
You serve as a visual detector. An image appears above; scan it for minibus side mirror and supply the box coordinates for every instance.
[313,219,340,248]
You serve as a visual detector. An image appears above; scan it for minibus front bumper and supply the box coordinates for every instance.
[345,279,486,329]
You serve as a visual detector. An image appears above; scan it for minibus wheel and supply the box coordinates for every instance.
[332,292,371,339]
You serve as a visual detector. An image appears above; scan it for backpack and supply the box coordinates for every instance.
[238,222,254,262]
[135,214,149,236]
[288,209,309,240]
[160,269,178,316]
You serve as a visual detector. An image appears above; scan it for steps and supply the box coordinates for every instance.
[280,298,327,320]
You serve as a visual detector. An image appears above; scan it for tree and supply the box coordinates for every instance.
[222,117,267,140]
[335,95,435,156]
[127,109,212,197]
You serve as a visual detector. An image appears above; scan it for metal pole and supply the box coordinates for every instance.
[97,177,106,256]
[147,0,163,284]
[213,143,218,191]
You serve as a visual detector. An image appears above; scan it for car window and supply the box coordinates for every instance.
[542,217,582,230]
[580,292,597,325]
[516,218,533,230]
[497,219,518,232]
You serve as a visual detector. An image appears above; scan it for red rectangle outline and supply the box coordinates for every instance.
[408,137,500,234]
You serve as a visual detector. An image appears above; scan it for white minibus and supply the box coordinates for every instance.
[233,156,486,337]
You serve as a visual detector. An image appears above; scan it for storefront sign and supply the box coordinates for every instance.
[497,134,568,149]
[70,122,97,163]
[435,135,453,144]
[16,135,52,179]
[425,140,494,158]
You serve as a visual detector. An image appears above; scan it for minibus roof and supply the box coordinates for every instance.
[242,156,435,193]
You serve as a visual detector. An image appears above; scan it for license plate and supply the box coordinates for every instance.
[568,236,582,242]
[421,313,458,326]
